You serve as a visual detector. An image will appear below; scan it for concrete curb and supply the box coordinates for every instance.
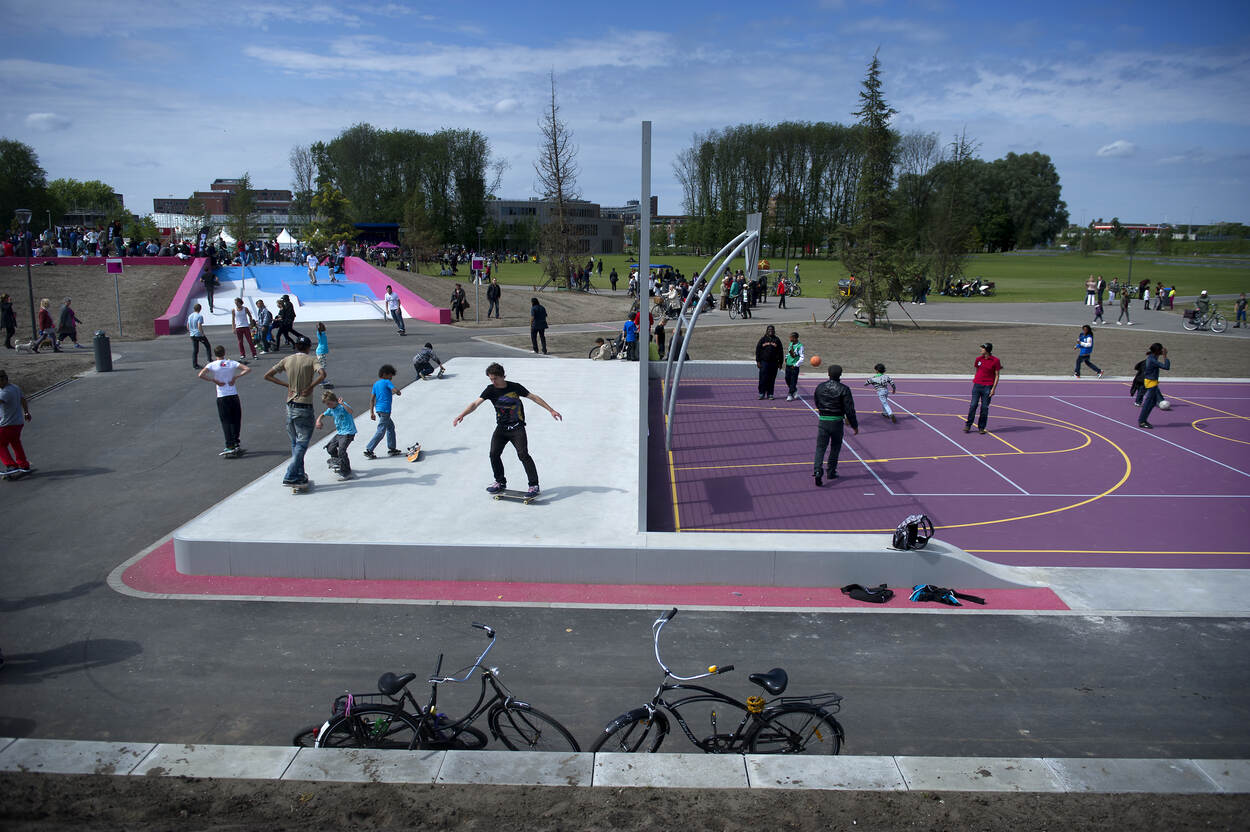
[1,738,1245,793]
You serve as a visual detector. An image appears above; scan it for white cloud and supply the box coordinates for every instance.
[25,112,73,131]
[840,16,947,45]
[1097,140,1137,158]
[493,99,520,114]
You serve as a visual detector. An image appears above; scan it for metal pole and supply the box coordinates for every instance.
[784,225,793,286]
[114,274,123,337]
[475,226,483,323]
[16,210,36,339]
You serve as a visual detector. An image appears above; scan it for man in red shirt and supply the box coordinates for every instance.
[964,342,1001,434]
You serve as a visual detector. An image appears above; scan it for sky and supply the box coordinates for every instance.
[3,0,1249,227]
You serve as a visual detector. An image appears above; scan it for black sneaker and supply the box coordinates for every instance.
[814,472,823,487]
[962,425,971,433]
[1139,422,1154,429]
[486,481,506,494]
[386,448,404,456]
[363,450,377,459]
[827,470,839,480]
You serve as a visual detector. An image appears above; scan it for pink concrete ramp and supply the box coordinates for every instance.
[344,257,451,324]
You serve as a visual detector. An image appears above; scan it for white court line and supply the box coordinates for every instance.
[799,397,896,496]
[892,401,1031,495]
[1051,396,1250,479]
[901,493,1250,499]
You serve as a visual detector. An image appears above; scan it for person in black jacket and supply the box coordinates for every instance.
[811,364,858,486]
[754,325,783,400]
[486,278,502,319]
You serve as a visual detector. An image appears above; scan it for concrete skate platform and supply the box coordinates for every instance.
[172,357,1017,589]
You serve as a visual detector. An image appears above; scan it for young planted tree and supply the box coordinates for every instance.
[401,191,441,271]
[841,52,897,327]
[534,72,580,286]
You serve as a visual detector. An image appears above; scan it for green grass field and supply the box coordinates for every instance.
[462,252,1250,303]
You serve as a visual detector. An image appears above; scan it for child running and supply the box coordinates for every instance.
[864,362,898,423]
[315,322,331,388]
[363,364,403,459]
[315,390,356,479]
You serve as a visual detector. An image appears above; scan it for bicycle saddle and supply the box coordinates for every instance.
[377,672,416,696]
[749,667,788,695]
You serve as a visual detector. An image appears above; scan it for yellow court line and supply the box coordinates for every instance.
[661,379,683,533]
[986,431,1024,453]
[1191,416,1250,446]
[1170,394,1250,421]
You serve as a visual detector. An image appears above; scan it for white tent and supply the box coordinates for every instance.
[218,229,236,245]
[275,228,297,248]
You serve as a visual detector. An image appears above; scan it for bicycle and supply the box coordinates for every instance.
[296,622,580,752]
[588,609,844,755]
[1182,306,1227,333]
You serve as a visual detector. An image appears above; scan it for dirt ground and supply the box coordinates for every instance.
[482,318,1250,379]
[0,264,187,394]
[2,773,1246,831]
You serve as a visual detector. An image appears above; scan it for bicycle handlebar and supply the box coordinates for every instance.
[652,608,732,682]
[427,623,498,684]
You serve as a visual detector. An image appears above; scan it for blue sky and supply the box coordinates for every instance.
[4,0,1248,226]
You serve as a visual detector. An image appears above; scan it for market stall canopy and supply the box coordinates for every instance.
[218,229,236,245]
[371,241,399,249]
[275,228,296,246]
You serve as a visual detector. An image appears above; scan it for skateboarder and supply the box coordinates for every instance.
[198,345,251,456]
[452,362,562,498]
[262,336,326,487]
[412,343,446,380]
[315,390,356,479]
[0,369,33,476]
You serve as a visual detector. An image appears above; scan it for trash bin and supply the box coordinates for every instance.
[93,330,113,373]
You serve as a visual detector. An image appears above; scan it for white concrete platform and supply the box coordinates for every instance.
[172,357,1032,589]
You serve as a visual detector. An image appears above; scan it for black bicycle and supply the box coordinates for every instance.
[295,623,580,752]
[589,609,844,754]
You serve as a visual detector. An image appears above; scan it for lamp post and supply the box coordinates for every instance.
[15,209,36,340]
[1126,230,1138,286]
[475,225,483,324]
[783,225,793,286]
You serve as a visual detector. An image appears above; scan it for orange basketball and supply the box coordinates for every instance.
[809,355,822,367]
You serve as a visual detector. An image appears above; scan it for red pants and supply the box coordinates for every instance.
[0,424,29,469]
[234,326,255,358]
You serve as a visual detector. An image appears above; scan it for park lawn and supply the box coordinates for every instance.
[439,251,1250,304]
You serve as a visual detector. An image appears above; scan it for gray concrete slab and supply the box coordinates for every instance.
[0,738,155,776]
[896,756,1065,792]
[282,747,444,783]
[593,752,749,789]
[746,754,907,790]
[131,743,298,779]
[1046,757,1219,793]
[437,749,592,787]
[0,738,16,755]
[1191,759,1250,793]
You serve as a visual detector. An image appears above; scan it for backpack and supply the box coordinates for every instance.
[892,514,934,551]
[840,583,895,604]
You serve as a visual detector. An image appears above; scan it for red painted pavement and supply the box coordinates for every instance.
[121,540,1068,611]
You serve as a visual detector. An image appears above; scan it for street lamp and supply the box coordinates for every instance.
[783,225,793,287]
[15,209,36,340]
[474,225,484,324]
[1126,230,1139,287]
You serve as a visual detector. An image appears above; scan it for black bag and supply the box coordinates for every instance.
[909,584,986,606]
[840,583,895,604]
[892,514,934,551]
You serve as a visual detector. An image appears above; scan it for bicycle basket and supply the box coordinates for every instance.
[331,692,394,716]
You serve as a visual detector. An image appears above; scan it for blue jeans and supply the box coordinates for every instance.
[1138,385,1161,425]
[366,411,395,453]
[390,308,405,333]
[284,403,315,483]
[966,384,993,430]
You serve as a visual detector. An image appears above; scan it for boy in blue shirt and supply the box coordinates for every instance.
[315,390,356,478]
[315,322,332,388]
[363,364,403,459]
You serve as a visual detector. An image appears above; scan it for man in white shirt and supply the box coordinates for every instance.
[197,345,251,456]
[384,284,405,335]
[306,251,319,285]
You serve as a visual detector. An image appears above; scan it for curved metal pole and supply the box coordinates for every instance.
[663,230,749,391]
[665,231,758,452]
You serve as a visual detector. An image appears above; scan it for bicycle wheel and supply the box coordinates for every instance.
[1211,314,1227,333]
[588,710,668,753]
[748,704,843,755]
[318,707,421,750]
[728,302,739,319]
[292,724,322,747]
[791,285,802,297]
[490,703,581,752]
[1183,315,1199,331]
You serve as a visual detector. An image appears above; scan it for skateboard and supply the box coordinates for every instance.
[492,489,540,505]
[1,467,34,481]
[220,447,247,458]
[286,480,313,494]
[406,443,422,462]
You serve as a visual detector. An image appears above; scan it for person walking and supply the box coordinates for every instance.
[383,285,406,335]
[755,325,783,400]
[609,267,618,292]
[314,322,332,388]
[1117,289,1133,325]
[1236,293,1247,328]
[262,336,325,487]
[864,362,898,423]
[315,390,356,480]
[811,364,858,487]
[1,294,16,350]
[201,262,217,313]
[56,298,85,349]
[187,303,211,368]
[783,332,804,401]
[363,364,403,459]
[231,297,256,361]
[486,278,501,319]
[1073,325,1103,378]
[0,369,33,476]
[452,361,562,498]
[450,283,467,322]
[777,276,787,309]
[1137,343,1170,429]
[623,316,638,361]
[964,342,1001,434]
[254,299,273,352]
[31,299,60,353]
[198,345,250,456]
[530,297,549,354]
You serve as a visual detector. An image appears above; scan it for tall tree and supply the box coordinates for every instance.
[401,191,441,272]
[226,173,257,244]
[533,72,580,286]
[0,138,52,232]
[841,52,898,327]
[288,144,316,225]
